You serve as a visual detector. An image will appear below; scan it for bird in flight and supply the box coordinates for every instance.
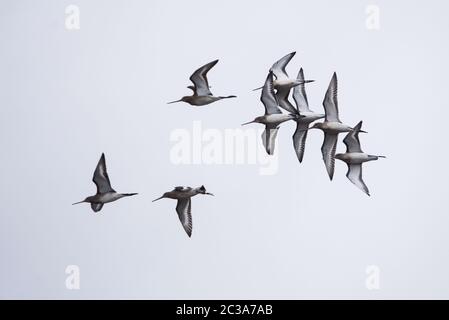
[308,73,366,180]
[167,59,236,106]
[291,68,325,163]
[253,51,314,103]
[242,71,301,155]
[335,121,385,196]
[72,153,137,212]
[153,185,214,237]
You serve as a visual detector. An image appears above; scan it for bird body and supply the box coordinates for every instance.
[158,186,202,200]
[307,72,361,179]
[85,192,135,204]
[250,113,297,126]
[153,185,213,237]
[273,78,303,90]
[243,71,300,155]
[311,121,352,134]
[290,68,325,162]
[73,153,137,212]
[175,95,236,106]
[335,121,385,196]
[254,52,314,93]
[335,152,380,164]
[168,59,236,106]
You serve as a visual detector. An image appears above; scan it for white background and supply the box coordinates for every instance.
[0,0,448,298]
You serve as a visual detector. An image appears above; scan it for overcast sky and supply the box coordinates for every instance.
[0,0,448,299]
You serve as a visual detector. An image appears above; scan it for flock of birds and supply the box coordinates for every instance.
[73,51,385,237]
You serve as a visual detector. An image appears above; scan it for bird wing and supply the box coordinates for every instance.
[176,198,193,237]
[90,203,104,213]
[276,85,297,114]
[174,186,188,192]
[292,68,311,113]
[261,124,279,155]
[189,59,218,96]
[347,164,370,196]
[321,133,338,180]
[322,72,340,122]
[261,71,282,115]
[292,121,309,163]
[270,51,295,80]
[92,153,115,194]
[343,121,363,153]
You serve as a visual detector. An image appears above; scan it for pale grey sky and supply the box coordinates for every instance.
[0,0,448,299]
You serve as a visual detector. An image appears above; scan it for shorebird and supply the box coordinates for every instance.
[242,71,300,155]
[152,185,214,237]
[167,59,236,106]
[253,52,314,112]
[291,68,325,163]
[308,73,366,180]
[72,153,137,212]
[335,121,385,196]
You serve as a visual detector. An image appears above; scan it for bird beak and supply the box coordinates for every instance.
[241,120,255,126]
[205,192,214,196]
[167,99,182,104]
[152,196,164,202]
[72,200,85,205]
[252,86,263,91]
[302,80,315,84]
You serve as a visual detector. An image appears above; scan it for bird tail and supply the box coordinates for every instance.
[219,95,237,99]
[123,193,138,197]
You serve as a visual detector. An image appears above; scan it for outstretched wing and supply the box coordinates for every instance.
[261,71,282,115]
[321,133,338,180]
[189,59,218,96]
[347,164,370,196]
[292,68,311,113]
[270,51,295,80]
[276,85,297,114]
[261,125,279,155]
[92,153,115,194]
[292,121,309,163]
[343,121,363,153]
[323,72,340,122]
[176,198,193,237]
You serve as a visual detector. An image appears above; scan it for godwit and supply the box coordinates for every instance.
[72,153,137,212]
[152,185,214,237]
[291,68,325,163]
[167,59,236,106]
[253,52,314,107]
[242,71,300,155]
[335,121,385,196]
[308,73,366,180]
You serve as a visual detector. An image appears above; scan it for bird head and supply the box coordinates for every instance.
[152,193,168,202]
[167,96,190,104]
